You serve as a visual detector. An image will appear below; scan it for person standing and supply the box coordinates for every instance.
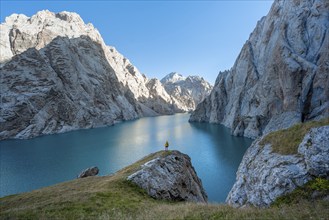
[165,141,169,151]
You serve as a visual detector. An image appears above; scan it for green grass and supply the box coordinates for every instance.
[273,178,329,206]
[260,118,329,155]
[1,150,329,219]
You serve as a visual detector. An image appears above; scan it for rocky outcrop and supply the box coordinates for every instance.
[127,150,208,203]
[190,0,329,138]
[0,10,210,140]
[78,166,99,178]
[161,72,213,112]
[226,125,329,207]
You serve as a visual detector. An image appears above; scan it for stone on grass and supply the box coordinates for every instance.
[78,166,99,178]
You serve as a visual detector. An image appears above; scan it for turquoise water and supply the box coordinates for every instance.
[0,114,252,202]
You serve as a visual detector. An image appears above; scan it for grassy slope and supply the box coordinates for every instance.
[260,118,329,154]
[1,134,329,219]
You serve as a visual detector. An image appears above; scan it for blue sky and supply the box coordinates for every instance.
[1,1,273,84]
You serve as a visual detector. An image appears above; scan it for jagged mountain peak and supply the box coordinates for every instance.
[0,10,101,64]
[4,10,85,25]
[160,72,186,84]
[161,72,210,85]
[161,72,213,112]
[4,13,29,24]
[185,75,206,83]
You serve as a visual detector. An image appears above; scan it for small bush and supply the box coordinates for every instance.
[309,178,329,191]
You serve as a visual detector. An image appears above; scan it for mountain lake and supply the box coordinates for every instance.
[0,113,253,203]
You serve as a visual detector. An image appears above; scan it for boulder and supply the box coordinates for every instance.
[127,150,208,203]
[226,125,329,207]
[298,126,329,177]
[78,166,99,178]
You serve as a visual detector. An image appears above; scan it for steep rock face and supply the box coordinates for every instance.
[144,78,179,114]
[0,35,141,140]
[105,47,186,115]
[161,72,213,111]
[190,0,329,138]
[226,125,329,207]
[0,10,201,140]
[127,150,208,203]
[0,11,145,140]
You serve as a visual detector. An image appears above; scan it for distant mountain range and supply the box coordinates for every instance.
[161,72,212,112]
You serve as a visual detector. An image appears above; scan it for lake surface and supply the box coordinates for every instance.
[0,114,253,202]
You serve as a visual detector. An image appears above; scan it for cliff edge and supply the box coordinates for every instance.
[190,0,329,138]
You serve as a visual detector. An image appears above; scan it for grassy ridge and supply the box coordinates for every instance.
[1,150,328,219]
[260,118,329,155]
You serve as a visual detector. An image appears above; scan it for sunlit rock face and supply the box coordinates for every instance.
[190,0,329,138]
[161,72,213,112]
[104,47,187,116]
[0,11,145,140]
[0,11,211,140]
[0,34,142,140]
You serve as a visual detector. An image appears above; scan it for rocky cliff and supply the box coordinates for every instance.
[0,11,144,139]
[161,72,213,112]
[226,124,329,207]
[190,0,329,138]
[128,150,208,203]
[0,34,143,140]
[0,10,209,140]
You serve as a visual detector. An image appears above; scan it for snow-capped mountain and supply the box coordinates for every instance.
[161,72,213,111]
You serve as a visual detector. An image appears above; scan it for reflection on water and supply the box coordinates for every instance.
[0,113,252,202]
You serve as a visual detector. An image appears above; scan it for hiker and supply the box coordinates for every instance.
[165,141,169,151]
